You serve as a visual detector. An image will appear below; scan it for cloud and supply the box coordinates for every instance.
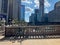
[34,0,39,8]
[21,0,32,4]
[44,0,51,13]
[34,0,51,8]
[44,0,51,8]
[45,8,49,13]
[25,7,33,22]
[25,7,34,13]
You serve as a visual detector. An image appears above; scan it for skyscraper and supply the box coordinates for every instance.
[0,0,21,24]
[20,5,25,21]
[8,0,21,24]
[0,0,2,13]
[29,9,39,25]
[34,9,39,23]
[39,0,44,22]
[29,13,35,25]
[0,0,8,23]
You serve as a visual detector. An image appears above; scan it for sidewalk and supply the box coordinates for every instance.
[0,36,60,45]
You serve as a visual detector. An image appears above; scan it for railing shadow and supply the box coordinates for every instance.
[0,36,60,42]
[0,36,27,44]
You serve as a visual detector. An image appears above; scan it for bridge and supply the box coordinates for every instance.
[5,25,60,39]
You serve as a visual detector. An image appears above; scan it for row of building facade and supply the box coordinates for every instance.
[0,0,25,24]
[29,1,60,25]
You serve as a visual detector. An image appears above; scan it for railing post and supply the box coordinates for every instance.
[1,18,6,36]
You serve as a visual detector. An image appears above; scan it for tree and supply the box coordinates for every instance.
[12,19,28,26]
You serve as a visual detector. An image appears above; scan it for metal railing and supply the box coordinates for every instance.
[5,25,60,39]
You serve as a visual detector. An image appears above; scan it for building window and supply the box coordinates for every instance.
[2,0,8,13]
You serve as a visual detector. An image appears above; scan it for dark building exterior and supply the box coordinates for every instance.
[8,0,21,24]
[0,0,8,23]
[29,13,35,25]
[39,0,44,22]
[44,13,48,22]
[29,8,47,25]
[2,0,8,13]
[29,9,40,25]
[34,9,39,22]
[29,0,45,25]
[48,1,60,22]
[34,9,40,25]
[0,0,21,24]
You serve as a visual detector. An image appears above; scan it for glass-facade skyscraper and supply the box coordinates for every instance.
[29,0,44,25]
[2,0,8,13]
[39,0,44,22]
[0,0,8,23]
[20,5,25,21]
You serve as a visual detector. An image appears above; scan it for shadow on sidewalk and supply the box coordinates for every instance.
[0,36,27,43]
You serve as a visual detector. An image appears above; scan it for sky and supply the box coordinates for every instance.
[21,0,60,22]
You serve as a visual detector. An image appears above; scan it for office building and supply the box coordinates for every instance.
[0,0,21,24]
[29,13,35,23]
[29,9,40,25]
[20,5,25,21]
[8,0,21,24]
[48,1,60,22]
[0,0,8,23]
[34,9,39,23]
[29,13,36,25]
[39,0,44,22]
